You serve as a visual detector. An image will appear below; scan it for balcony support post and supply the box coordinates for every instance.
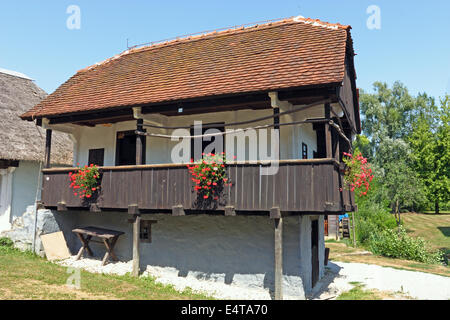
[136,119,144,165]
[274,216,283,300]
[44,129,52,168]
[129,204,141,277]
[324,103,332,159]
[270,207,283,300]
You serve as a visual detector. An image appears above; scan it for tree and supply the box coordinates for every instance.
[410,96,450,213]
[379,160,425,223]
[358,82,429,212]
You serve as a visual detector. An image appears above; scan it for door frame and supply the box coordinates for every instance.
[0,167,15,232]
[311,218,319,288]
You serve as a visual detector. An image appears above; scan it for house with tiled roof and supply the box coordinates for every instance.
[21,16,360,299]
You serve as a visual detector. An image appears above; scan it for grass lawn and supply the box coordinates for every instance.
[326,241,450,277]
[326,212,450,277]
[402,212,450,259]
[0,246,212,300]
[336,282,413,300]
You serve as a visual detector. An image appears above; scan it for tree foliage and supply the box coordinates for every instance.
[357,81,449,213]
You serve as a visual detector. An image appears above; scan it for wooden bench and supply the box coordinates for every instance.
[72,226,125,266]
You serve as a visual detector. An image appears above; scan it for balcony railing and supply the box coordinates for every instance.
[41,158,355,214]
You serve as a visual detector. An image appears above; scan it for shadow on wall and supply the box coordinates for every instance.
[53,212,307,297]
[52,210,132,261]
[308,261,343,299]
[139,215,304,294]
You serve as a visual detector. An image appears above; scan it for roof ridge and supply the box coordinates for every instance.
[78,15,350,73]
[0,67,33,80]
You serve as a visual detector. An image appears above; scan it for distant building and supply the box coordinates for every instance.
[0,68,72,232]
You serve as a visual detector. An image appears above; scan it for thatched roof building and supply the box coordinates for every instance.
[0,69,72,165]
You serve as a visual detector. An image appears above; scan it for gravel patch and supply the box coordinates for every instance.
[312,261,450,300]
[56,256,272,300]
[57,257,449,300]
[57,256,133,276]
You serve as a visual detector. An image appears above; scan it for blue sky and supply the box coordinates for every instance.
[1,1,449,100]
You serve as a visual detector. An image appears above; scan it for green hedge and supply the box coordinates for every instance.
[368,226,444,264]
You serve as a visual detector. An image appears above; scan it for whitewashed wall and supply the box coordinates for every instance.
[51,210,324,299]
[72,104,344,167]
[11,161,42,221]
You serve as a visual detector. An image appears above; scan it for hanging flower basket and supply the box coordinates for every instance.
[342,151,374,197]
[187,153,232,206]
[69,164,101,200]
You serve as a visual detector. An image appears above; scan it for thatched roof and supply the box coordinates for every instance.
[0,69,72,165]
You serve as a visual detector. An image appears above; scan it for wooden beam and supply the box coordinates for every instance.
[273,107,280,159]
[274,217,283,300]
[270,207,281,219]
[324,103,332,159]
[89,203,101,212]
[44,129,52,168]
[172,205,185,216]
[224,206,236,216]
[136,119,144,165]
[128,204,140,215]
[132,214,141,277]
[0,159,19,169]
[127,204,141,277]
[57,201,67,211]
[48,108,133,125]
[36,201,45,210]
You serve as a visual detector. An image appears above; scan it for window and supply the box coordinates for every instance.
[139,220,157,243]
[88,148,105,166]
[302,143,308,159]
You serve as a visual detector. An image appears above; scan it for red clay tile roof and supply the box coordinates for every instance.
[21,16,354,120]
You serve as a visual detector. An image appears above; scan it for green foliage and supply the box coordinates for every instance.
[358,81,449,213]
[354,184,397,244]
[369,226,444,264]
[0,237,13,247]
[409,96,450,213]
[378,160,426,213]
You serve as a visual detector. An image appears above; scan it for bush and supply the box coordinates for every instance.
[0,237,13,247]
[368,226,444,264]
[354,201,397,244]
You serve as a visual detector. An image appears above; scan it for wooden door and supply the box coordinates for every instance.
[311,219,319,288]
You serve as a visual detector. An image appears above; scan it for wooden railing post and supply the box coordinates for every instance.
[273,107,280,159]
[136,119,144,165]
[324,103,332,159]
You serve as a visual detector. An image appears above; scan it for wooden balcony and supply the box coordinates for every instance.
[41,158,355,215]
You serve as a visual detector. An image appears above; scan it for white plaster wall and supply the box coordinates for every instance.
[74,106,324,167]
[298,215,325,294]
[10,161,42,222]
[51,211,326,299]
[0,168,14,232]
